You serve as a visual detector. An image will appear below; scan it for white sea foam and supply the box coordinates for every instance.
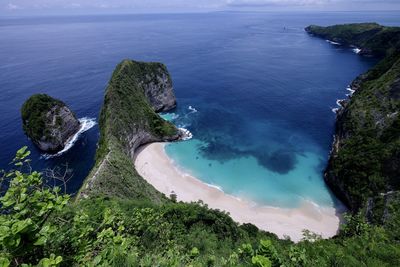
[160,112,179,122]
[205,183,224,192]
[326,40,341,45]
[332,99,346,113]
[179,127,193,141]
[346,86,355,96]
[336,99,346,107]
[42,117,97,159]
[353,48,362,54]
[188,105,198,113]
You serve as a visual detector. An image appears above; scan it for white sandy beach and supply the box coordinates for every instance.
[134,143,344,242]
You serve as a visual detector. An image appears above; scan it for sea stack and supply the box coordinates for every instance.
[21,94,80,153]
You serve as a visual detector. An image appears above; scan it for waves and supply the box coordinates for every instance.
[331,99,345,114]
[162,105,198,140]
[205,182,223,192]
[326,39,341,46]
[332,84,357,114]
[188,105,198,113]
[179,128,193,141]
[346,86,355,97]
[325,40,362,55]
[42,117,97,159]
[160,112,179,121]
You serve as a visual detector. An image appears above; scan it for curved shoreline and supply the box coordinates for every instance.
[134,142,345,242]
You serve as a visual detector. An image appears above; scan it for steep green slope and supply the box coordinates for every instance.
[2,149,400,266]
[78,59,180,202]
[5,46,400,265]
[307,24,400,215]
[305,23,400,56]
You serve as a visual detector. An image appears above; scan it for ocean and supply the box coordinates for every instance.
[1,11,399,205]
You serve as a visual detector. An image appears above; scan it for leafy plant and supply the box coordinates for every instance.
[0,146,69,266]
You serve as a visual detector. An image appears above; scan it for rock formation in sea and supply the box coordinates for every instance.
[21,94,80,153]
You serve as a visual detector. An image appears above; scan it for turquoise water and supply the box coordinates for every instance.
[162,114,335,208]
[1,12,399,197]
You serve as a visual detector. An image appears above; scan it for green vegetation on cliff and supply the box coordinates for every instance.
[307,24,400,216]
[7,26,400,265]
[21,94,65,141]
[21,94,81,153]
[305,23,400,56]
[79,59,178,201]
[328,53,400,211]
[1,149,400,266]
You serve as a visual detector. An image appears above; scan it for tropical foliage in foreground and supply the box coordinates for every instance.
[0,148,400,266]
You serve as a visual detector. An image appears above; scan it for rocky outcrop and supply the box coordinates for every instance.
[365,191,400,225]
[79,59,181,201]
[305,23,400,57]
[21,94,80,153]
[307,24,400,215]
[140,66,177,112]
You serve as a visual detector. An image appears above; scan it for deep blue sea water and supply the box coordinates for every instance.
[1,12,399,204]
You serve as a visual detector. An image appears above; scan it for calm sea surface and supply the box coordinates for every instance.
[1,12,399,205]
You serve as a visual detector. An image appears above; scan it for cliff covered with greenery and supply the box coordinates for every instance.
[1,148,400,266]
[305,23,400,56]
[3,28,400,266]
[79,59,179,201]
[21,94,80,153]
[307,23,400,217]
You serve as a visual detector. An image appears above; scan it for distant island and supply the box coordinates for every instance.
[5,23,400,266]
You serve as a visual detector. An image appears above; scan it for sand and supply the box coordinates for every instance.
[134,143,344,242]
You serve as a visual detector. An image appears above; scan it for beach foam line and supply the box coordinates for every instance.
[134,143,343,242]
[205,182,224,192]
[42,117,97,159]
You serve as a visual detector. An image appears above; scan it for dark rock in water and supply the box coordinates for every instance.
[21,94,80,153]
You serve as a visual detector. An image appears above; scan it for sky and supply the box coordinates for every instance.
[1,0,400,15]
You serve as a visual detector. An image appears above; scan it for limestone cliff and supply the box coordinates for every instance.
[21,94,80,153]
[307,24,400,214]
[79,59,180,201]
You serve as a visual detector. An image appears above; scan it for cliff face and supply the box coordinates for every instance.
[79,59,180,201]
[21,94,80,153]
[140,64,177,112]
[305,23,400,56]
[307,24,400,213]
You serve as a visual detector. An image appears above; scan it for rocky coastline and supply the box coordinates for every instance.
[306,23,400,218]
